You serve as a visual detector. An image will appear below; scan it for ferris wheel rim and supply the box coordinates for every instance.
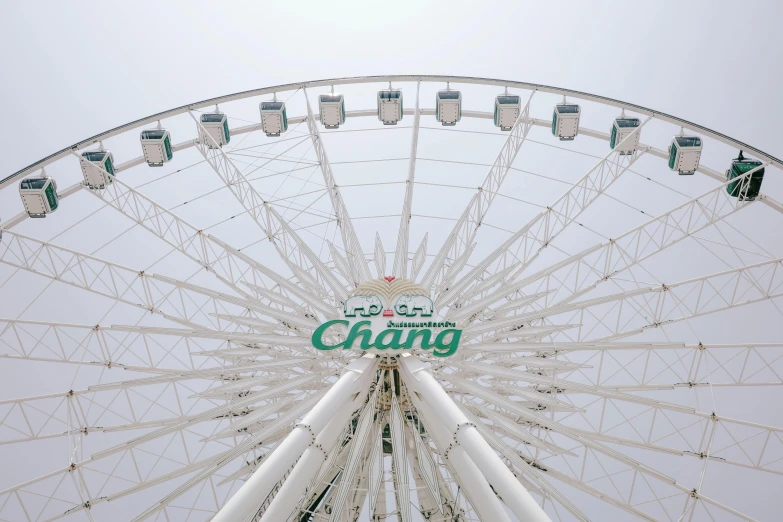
[3,73,782,192]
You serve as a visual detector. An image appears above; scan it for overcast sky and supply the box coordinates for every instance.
[1,3,782,520]
[1,0,782,178]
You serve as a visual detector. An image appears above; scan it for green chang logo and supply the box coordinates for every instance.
[311,278,461,357]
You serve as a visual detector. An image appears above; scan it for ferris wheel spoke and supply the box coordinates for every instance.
[453,172,771,332]
[546,343,783,390]
[92,375,323,462]
[392,80,422,280]
[0,230,291,331]
[0,318,323,372]
[87,357,318,394]
[130,388,326,521]
[516,163,770,313]
[446,282,551,321]
[465,402,672,521]
[577,258,783,342]
[418,90,536,293]
[462,392,761,521]
[267,206,348,301]
[0,319,200,371]
[439,118,651,309]
[454,367,783,477]
[304,87,372,285]
[478,257,783,343]
[191,113,346,303]
[0,375,237,446]
[0,401,258,521]
[80,174,330,321]
[207,235,337,319]
[107,324,315,349]
[459,405,590,521]
[464,322,580,341]
[15,439,272,522]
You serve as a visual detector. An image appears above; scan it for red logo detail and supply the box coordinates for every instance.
[382,309,394,317]
[384,276,396,282]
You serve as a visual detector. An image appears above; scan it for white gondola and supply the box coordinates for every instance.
[610,117,641,154]
[667,136,702,175]
[80,150,116,189]
[552,104,581,140]
[319,93,345,128]
[377,89,403,125]
[19,177,58,218]
[436,89,461,126]
[259,101,288,137]
[199,112,230,148]
[140,129,173,166]
[494,94,521,131]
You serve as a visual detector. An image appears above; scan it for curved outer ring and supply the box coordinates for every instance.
[2,74,781,191]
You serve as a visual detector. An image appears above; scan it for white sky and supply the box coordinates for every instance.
[1,0,781,177]
[1,2,783,521]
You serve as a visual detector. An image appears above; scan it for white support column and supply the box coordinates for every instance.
[211,355,378,522]
[399,356,551,522]
[328,390,378,521]
[410,388,512,522]
[259,390,369,521]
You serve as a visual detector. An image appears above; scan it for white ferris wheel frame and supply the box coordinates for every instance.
[0,75,781,522]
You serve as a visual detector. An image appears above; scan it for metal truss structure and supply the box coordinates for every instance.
[0,76,782,521]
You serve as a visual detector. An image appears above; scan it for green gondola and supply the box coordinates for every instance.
[726,151,764,200]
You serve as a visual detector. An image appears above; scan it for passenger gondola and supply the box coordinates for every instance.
[319,93,346,128]
[140,129,173,166]
[80,150,116,189]
[610,117,641,154]
[19,177,58,218]
[726,151,765,200]
[552,104,580,140]
[377,89,403,125]
[199,112,230,148]
[668,135,702,175]
[260,101,288,137]
[436,89,461,126]
[494,94,521,131]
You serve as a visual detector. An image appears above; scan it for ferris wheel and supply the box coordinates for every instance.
[0,75,781,522]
